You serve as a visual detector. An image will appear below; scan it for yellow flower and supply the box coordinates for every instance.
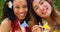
[42,23,51,30]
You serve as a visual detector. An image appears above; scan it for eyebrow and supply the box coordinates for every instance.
[39,0,41,4]
[14,4,19,6]
[39,0,44,4]
[23,4,27,6]
[33,0,41,8]
[34,6,37,9]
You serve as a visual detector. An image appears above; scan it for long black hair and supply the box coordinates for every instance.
[2,0,30,22]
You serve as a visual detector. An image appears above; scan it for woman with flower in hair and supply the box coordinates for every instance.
[0,0,31,32]
[30,0,60,32]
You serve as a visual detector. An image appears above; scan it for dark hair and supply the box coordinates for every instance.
[30,0,43,25]
[2,0,30,22]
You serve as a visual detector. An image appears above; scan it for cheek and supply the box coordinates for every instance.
[35,10,42,16]
[25,8,28,12]
[43,2,52,15]
[13,9,18,14]
[47,5,52,15]
[48,8,52,14]
[43,1,52,11]
[13,8,19,17]
[24,8,28,14]
[13,6,17,13]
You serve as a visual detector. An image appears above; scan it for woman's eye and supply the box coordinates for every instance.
[15,6,19,9]
[39,1,44,5]
[35,7,39,10]
[23,5,28,8]
[40,2,43,5]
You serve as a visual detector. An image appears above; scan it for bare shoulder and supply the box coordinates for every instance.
[1,18,11,26]
[0,18,11,32]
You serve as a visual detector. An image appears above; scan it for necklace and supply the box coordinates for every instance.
[18,21,29,32]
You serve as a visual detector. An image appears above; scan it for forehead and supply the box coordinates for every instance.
[13,0,27,4]
[33,0,41,6]
[33,0,41,4]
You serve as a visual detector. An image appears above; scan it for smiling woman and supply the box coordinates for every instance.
[0,0,60,32]
[0,0,31,32]
[30,0,60,32]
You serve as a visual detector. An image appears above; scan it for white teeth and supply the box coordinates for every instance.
[19,14,24,16]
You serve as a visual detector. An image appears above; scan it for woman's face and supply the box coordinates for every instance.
[32,0,52,18]
[13,0,28,20]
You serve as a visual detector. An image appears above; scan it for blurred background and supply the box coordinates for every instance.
[0,0,60,24]
[0,0,5,24]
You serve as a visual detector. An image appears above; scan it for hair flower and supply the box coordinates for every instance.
[7,1,12,9]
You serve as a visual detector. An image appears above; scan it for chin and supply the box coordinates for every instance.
[41,15,49,18]
[19,17,25,20]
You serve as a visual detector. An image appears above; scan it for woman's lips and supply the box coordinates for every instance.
[40,9,47,14]
[19,13,25,17]
[42,10,47,14]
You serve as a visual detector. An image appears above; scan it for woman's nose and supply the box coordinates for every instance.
[39,6,44,11]
[39,6,43,10]
[19,8,24,13]
[39,5,46,11]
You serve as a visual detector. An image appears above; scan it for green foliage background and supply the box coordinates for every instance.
[0,0,60,24]
[0,0,5,24]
